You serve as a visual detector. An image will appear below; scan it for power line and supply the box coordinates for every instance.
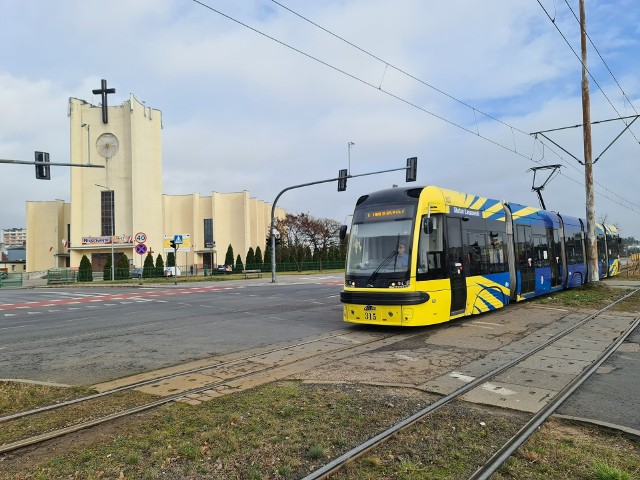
[267,0,639,213]
[190,0,640,216]
[536,0,640,146]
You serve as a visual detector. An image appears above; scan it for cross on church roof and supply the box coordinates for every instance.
[92,79,116,124]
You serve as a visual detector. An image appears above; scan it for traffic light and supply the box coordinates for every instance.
[338,169,348,192]
[35,151,50,180]
[406,157,417,182]
[169,239,176,249]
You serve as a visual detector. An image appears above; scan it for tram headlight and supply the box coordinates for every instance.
[389,280,410,288]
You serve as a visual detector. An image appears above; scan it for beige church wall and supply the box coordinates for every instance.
[208,191,284,263]
[162,194,198,266]
[211,191,249,260]
[129,95,164,259]
[26,200,68,271]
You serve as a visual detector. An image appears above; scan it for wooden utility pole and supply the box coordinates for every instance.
[580,0,599,282]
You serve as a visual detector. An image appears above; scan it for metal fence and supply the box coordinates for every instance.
[0,272,23,287]
[45,261,345,284]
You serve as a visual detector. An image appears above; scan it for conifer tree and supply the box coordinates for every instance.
[143,252,155,277]
[235,254,244,272]
[155,254,165,277]
[116,254,130,280]
[225,244,234,266]
[246,247,255,268]
[255,246,263,266]
[103,256,112,281]
[78,255,93,282]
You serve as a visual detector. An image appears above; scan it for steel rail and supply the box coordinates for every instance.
[0,329,391,423]
[303,287,640,480]
[470,313,640,479]
[0,329,422,454]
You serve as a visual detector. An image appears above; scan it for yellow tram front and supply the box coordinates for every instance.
[341,186,450,327]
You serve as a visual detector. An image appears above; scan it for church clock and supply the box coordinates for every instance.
[96,133,119,159]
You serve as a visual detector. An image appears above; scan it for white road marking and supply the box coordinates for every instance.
[449,371,517,396]
[0,324,36,330]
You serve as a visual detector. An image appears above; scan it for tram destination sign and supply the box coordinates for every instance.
[355,205,415,223]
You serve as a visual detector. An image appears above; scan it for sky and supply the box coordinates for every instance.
[1,0,639,239]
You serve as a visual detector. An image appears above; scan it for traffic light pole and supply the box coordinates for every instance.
[1,155,105,180]
[270,160,417,283]
[0,158,105,167]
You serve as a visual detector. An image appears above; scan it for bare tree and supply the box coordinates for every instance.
[272,213,342,271]
[298,214,342,270]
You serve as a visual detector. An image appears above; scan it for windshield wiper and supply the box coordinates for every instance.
[366,249,400,287]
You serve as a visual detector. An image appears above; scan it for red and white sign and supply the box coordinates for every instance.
[134,232,147,244]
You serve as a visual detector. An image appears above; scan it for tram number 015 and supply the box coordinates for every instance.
[364,312,377,320]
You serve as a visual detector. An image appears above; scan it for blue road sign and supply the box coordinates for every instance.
[136,243,148,255]
[174,234,183,245]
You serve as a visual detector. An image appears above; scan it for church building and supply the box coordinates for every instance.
[26,85,283,273]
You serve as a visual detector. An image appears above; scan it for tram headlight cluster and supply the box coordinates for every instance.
[389,280,410,288]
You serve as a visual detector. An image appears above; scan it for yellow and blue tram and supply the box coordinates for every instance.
[341,185,621,326]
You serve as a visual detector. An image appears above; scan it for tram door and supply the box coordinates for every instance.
[516,225,535,295]
[548,227,561,288]
[447,217,467,314]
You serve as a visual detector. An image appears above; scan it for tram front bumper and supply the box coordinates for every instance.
[343,303,412,326]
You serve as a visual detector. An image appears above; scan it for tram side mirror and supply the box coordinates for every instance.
[423,218,433,234]
[339,225,348,241]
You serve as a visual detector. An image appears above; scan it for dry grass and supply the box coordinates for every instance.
[1,382,639,480]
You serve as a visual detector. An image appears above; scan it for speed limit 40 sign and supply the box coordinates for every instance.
[134,232,147,244]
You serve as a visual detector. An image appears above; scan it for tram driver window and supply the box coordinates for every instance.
[417,215,445,279]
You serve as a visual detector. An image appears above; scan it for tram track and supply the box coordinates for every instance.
[0,328,422,455]
[302,287,640,480]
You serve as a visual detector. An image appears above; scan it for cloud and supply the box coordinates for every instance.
[1,0,639,239]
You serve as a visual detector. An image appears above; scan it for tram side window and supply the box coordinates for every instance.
[417,215,445,280]
[488,232,508,273]
[516,225,533,268]
[466,231,488,275]
[566,229,584,265]
[607,235,620,257]
[533,235,550,267]
[552,228,562,267]
[464,231,508,275]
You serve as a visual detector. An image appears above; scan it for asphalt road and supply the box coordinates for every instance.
[0,274,347,385]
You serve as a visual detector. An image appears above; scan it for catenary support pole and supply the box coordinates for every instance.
[580,0,598,283]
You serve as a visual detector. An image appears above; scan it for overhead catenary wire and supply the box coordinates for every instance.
[269,0,640,214]
[563,0,639,117]
[191,0,640,216]
[536,0,640,146]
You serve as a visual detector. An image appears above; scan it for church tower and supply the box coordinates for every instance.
[67,90,163,272]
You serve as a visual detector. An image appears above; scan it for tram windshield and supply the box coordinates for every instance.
[345,218,414,279]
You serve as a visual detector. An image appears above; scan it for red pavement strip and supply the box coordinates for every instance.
[0,286,233,311]
[0,280,344,311]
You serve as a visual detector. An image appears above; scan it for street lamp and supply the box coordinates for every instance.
[95,184,115,281]
[81,123,91,165]
[348,141,355,174]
